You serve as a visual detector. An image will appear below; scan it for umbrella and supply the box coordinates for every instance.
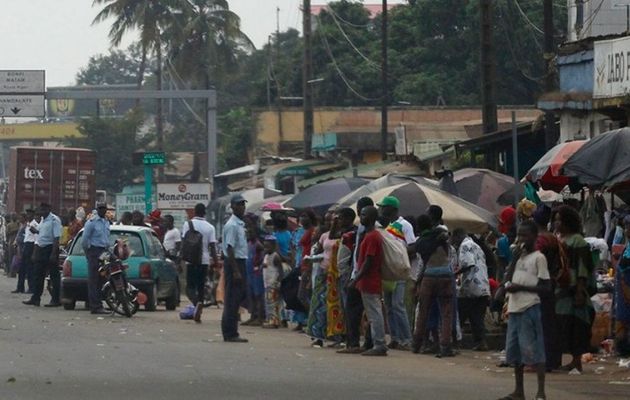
[524,140,585,191]
[285,177,369,215]
[331,174,437,211]
[452,168,522,213]
[563,128,630,189]
[247,195,292,215]
[350,182,497,234]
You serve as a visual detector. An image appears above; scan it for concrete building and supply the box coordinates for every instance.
[539,2,630,143]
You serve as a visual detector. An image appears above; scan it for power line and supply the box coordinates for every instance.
[325,4,371,28]
[580,0,606,37]
[512,0,544,34]
[497,3,545,83]
[327,6,381,71]
[316,18,381,102]
[165,58,207,126]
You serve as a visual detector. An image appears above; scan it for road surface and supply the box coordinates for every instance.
[0,276,628,400]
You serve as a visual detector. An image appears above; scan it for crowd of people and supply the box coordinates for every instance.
[203,193,630,399]
[3,189,630,398]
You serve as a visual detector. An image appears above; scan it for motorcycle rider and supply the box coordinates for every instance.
[82,203,111,315]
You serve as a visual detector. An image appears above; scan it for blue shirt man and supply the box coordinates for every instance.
[37,212,62,247]
[23,203,62,307]
[221,194,249,343]
[222,214,248,259]
[83,203,111,314]
[82,211,111,251]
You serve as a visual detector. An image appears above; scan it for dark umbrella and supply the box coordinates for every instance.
[285,177,369,215]
[453,168,522,213]
[563,128,630,189]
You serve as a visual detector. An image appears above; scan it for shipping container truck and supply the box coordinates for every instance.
[7,146,97,214]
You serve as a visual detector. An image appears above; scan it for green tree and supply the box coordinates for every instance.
[76,44,145,85]
[166,0,254,90]
[67,111,151,193]
[240,0,566,108]
[218,107,254,170]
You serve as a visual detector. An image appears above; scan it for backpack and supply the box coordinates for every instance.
[377,229,411,281]
[182,220,203,265]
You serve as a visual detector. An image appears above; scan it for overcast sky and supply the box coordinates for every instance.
[0,0,403,87]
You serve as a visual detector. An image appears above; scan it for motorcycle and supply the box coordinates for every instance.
[99,242,139,317]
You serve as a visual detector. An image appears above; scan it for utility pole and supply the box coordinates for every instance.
[543,0,558,149]
[276,7,284,141]
[156,39,164,179]
[380,0,389,161]
[480,0,498,136]
[302,0,314,159]
[266,36,272,110]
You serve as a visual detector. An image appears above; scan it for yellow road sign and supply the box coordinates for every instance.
[0,122,82,141]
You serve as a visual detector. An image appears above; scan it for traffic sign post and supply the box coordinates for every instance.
[0,70,45,118]
[0,95,46,117]
[140,151,166,215]
[0,70,45,93]
[143,151,166,166]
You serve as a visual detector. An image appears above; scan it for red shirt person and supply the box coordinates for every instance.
[351,206,387,356]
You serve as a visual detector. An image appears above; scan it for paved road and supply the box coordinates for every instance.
[0,276,628,400]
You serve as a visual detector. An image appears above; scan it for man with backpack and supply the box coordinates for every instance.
[412,205,457,358]
[181,203,218,323]
[377,196,415,351]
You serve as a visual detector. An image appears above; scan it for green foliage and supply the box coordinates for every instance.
[218,108,254,170]
[81,0,568,177]
[76,44,145,85]
[68,111,151,193]
[241,0,566,107]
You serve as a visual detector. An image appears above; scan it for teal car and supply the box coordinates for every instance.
[61,225,180,311]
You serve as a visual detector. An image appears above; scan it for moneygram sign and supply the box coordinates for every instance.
[157,183,211,210]
[594,36,630,99]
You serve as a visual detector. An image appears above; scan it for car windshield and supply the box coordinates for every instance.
[70,231,144,257]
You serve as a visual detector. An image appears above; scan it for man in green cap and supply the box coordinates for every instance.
[377,196,416,351]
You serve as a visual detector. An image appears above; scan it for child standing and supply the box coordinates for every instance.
[500,220,551,400]
[243,218,265,326]
[262,235,283,329]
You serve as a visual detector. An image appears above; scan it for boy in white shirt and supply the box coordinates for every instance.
[501,221,551,400]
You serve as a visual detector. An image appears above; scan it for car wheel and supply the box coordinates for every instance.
[165,283,179,311]
[145,282,158,311]
[63,300,76,310]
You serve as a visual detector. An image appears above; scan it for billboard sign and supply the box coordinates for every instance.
[157,183,211,210]
[115,193,156,214]
[594,36,630,99]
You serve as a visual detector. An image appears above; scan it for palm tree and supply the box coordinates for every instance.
[167,0,254,89]
[165,0,254,180]
[92,0,173,154]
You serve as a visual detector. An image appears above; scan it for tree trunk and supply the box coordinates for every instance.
[136,44,147,109]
